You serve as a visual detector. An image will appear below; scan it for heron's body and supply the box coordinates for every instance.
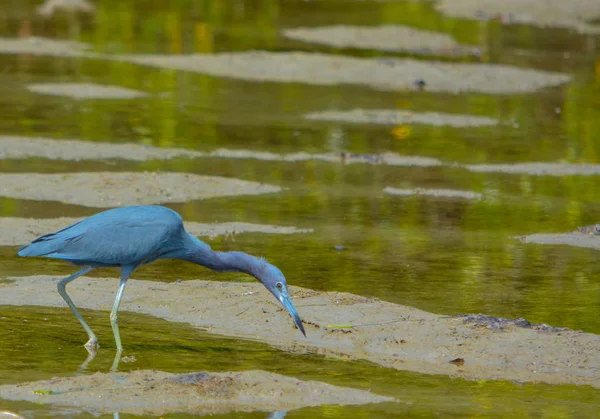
[18,205,305,369]
[20,206,188,267]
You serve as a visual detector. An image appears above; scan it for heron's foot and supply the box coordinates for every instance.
[84,338,99,352]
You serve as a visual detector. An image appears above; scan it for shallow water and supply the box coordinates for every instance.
[0,0,599,416]
[2,306,600,418]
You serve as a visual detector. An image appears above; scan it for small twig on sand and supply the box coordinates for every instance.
[236,306,250,317]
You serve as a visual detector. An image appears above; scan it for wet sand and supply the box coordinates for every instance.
[283,25,480,56]
[433,0,600,34]
[384,187,482,200]
[0,370,393,416]
[27,83,148,100]
[0,135,204,161]
[0,37,90,57]
[305,109,499,127]
[1,275,598,389]
[0,135,443,167]
[518,224,600,250]
[208,149,443,167]
[10,136,600,177]
[36,0,95,17]
[206,149,600,177]
[465,162,600,176]
[0,172,281,207]
[112,51,570,94]
[0,216,312,247]
[0,37,571,94]
[8,135,600,180]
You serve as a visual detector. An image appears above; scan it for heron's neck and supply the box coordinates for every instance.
[184,234,265,278]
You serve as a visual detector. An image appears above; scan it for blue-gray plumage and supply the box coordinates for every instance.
[18,205,306,356]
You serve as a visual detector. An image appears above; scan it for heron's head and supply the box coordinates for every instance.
[258,263,306,337]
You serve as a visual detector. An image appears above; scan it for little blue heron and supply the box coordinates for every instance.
[18,205,306,357]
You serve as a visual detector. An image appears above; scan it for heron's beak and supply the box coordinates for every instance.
[280,293,306,337]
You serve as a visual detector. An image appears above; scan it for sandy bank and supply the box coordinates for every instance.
[0,135,204,161]
[0,37,571,94]
[433,0,600,34]
[1,276,598,388]
[113,51,570,94]
[36,0,95,17]
[0,37,90,57]
[0,135,443,167]
[384,187,482,200]
[0,217,312,247]
[283,25,480,56]
[465,162,600,176]
[210,149,443,166]
[0,370,393,416]
[305,109,499,127]
[0,172,281,207]
[518,224,600,250]
[7,136,600,177]
[27,83,148,100]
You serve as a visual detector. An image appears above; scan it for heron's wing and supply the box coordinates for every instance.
[19,207,185,265]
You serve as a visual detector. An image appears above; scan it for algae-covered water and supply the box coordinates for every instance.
[0,0,599,417]
[2,306,600,418]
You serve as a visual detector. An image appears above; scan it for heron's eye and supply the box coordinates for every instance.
[275,282,283,290]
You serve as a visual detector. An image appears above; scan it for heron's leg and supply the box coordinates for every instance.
[56,266,97,351]
[109,275,128,352]
[109,267,135,372]
[110,266,135,349]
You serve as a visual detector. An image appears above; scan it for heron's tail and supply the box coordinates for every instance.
[18,233,63,257]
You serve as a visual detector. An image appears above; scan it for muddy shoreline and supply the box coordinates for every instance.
[305,109,499,127]
[384,187,482,200]
[9,136,600,177]
[112,51,570,94]
[0,135,446,167]
[0,172,281,207]
[0,370,394,415]
[283,25,481,56]
[1,276,598,389]
[518,224,600,250]
[432,0,600,34]
[27,82,149,99]
[0,36,571,95]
